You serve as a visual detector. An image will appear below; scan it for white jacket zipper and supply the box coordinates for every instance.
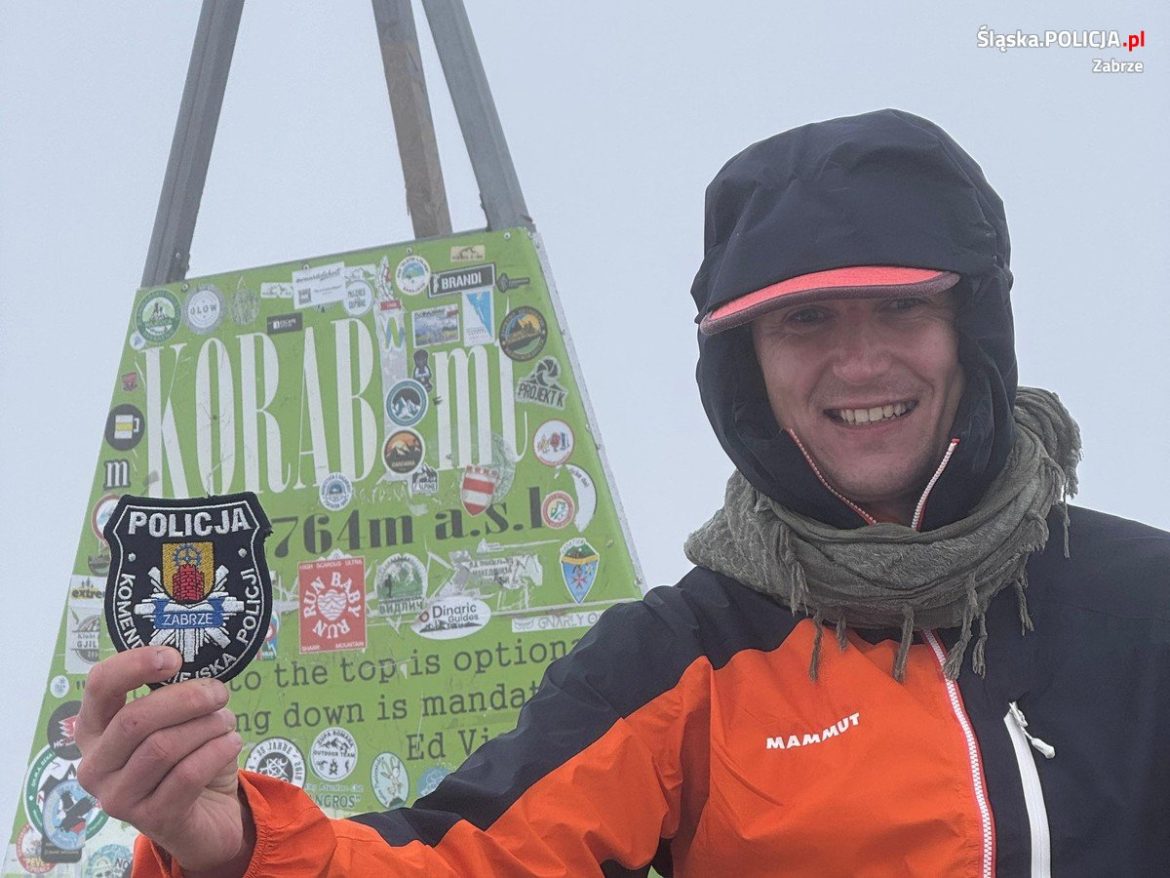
[923,630,994,878]
[1004,702,1055,877]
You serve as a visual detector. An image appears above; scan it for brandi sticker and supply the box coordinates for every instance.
[103,493,273,687]
[299,556,367,653]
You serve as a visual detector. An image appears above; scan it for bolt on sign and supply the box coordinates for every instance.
[3,228,644,873]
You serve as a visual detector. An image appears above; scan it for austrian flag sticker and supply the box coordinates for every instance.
[461,465,498,516]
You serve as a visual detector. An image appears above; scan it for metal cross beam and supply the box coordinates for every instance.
[141,0,244,287]
[372,0,452,239]
[422,0,532,231]
[143,0,531,286]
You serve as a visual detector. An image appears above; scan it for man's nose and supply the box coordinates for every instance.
[829,322,892,384]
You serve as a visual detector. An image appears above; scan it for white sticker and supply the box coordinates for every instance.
[462,289,495,345]
[395,255,431,296]
[310,727,358,781]
[260,282,295,299]
[412,597,492,641]
[292,262,348,310]
[533,419,575,467]
[185,285,224,333]
[344,280,374,317]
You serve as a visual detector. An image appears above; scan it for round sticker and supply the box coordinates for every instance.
[15,824,51,874]
[91,494,122,543]
[498,306,548,361]
[310,727,358,781]
[319,472,354,512]
[23,746,107,840]
[344,280,373,316]
[417,765,450,798]
[135,290,181,343]
[383,430,424,475]
[84,843,133,878]
[541,491,576,529]
[104,404,144,451]
[385,379,428,427]
[49,675,69,698]
[533,419,575,466]
[246,737,307,788]
[185,284,224,334]
[370,752,410,809]
[375,553,427,615]
[395,255,431,296]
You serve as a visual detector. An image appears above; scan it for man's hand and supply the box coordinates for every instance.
[76,647,254,877]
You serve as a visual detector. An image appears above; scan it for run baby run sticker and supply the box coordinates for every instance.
[298,556,367,653]
[102,493,273,687]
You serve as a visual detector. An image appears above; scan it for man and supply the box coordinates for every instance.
[76,109,1170,876]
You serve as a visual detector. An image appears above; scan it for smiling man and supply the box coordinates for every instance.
[746,285,965,525]
[78,109,1170,877]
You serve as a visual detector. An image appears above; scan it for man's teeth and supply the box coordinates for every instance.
[832,402,912,425]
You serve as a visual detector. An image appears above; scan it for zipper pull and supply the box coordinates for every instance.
[1008,701,1056,759]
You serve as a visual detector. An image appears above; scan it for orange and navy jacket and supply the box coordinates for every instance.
[137,505,1170,877]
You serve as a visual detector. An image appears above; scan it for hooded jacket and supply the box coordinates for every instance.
[693,109,1017,529]
[134,111,1170,877]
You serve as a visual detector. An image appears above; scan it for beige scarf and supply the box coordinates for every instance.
[684,387,1081,681]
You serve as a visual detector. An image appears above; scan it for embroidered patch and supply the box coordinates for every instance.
[102,493,273,687]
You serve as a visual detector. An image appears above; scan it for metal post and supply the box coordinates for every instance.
[372,0,452,239]
[421,0,531,230]
[141,0,244,287]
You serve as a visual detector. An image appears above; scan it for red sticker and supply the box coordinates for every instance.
[298,557,367,653]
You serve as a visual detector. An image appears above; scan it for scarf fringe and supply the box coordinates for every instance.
[942,574,980,680]
[893,606,915,682]
[835,616,848,651]
[1013,569,1034,634]
[972,613,988,677]
[1061,497,1071,559]
[808,610,825,680]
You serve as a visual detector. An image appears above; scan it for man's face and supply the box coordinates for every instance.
[750,291,965,522]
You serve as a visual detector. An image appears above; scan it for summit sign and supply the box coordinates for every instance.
[10,228,644,876]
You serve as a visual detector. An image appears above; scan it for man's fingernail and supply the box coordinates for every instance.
[155,648,178,670]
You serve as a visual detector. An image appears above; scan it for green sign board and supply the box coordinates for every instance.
[4,228,643,874]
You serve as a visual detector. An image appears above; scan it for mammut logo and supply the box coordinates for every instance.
[765,712,860,751]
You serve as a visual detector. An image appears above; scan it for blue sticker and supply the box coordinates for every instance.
[560,538,599,604]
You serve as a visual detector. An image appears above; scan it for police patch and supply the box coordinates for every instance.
[102,493,273,687]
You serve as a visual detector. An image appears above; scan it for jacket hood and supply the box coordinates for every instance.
[692,109,1017,529]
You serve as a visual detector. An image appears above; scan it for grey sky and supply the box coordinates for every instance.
[1,0,1166,844]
